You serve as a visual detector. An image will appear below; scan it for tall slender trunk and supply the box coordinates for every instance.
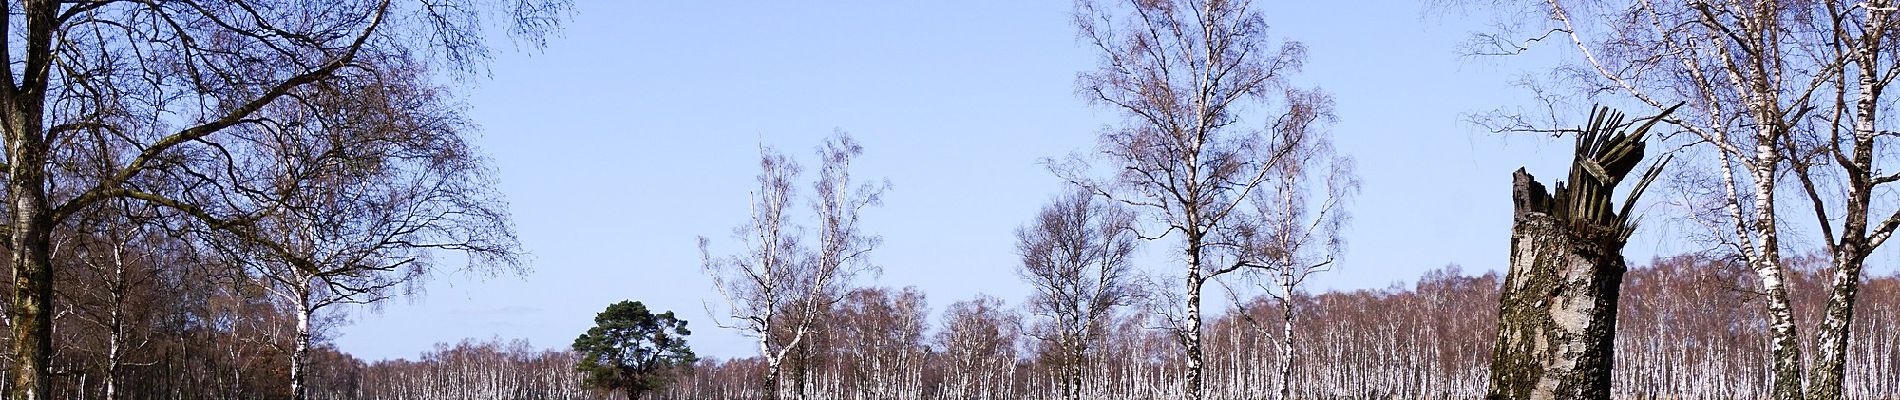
[1279,284,1294,400]
[106,308,119,400]
[1182,236,1205,400]
[290,284,313,400]
[792,355,807,400]
[1067,339,1083,400]
[105,248,126,400]
[1747,130,1803,400]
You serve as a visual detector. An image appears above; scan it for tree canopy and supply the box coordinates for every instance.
[572,301,698,400]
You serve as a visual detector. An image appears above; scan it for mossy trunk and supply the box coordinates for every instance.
[1487,105,1673,400]
[1487,170,1626,400]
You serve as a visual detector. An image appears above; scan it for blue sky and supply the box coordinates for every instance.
[331,1,1674,361]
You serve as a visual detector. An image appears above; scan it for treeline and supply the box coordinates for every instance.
[12,214,534,400]
[169,255,1888,400]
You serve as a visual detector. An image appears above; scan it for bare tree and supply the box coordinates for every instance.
[1783,2,1900,398]
[835,287,928,400]
[1225,104,1356,400]
[933,295,1020,400]
[280,255,1900,399]
[1066,0,1324,397]
[178,52,522,400]
[701,132,888,400]
[1017,188,1138,400]
[62,198,171,400]
[0,1,566,398]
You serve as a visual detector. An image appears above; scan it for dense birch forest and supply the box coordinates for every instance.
[27,255,1897,399]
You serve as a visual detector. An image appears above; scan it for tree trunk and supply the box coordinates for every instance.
[1748,132,1804,400]
[791,357,806,400]
[1280,291,1294,400]
[1068,340,1083,400]
[106,278,123,400]
[4,4,58,398]
[1486,169,1628,400]
[1809,247,1864,400]
[290,287,313,400]
[4,80,52,400]
[1183,243,1205,400]
[764,358,782,400]
[1808,34,1886,400]
[1487,105,1672,400]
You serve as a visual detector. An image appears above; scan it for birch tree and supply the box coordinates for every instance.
[933,295,1020,400]
[1226,104,1355,400]
[63,199,170,400]
[1786,2,1900,397]
[1017,188,1137,400]
[299,257,1900,399]
[835,287,928,400]
[0,1,564,398]
[182,52,522,400]
[701,133,887,400]
[1067,1,1324,396]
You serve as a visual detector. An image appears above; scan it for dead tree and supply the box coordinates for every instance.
[1488,104,1677,400]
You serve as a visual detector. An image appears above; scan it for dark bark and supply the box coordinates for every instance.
[1806,12,1888,395]
[1808,247,1863,400]
[764,361,781,400]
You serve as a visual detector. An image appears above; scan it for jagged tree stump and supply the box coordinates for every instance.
[1487,105,1677,400]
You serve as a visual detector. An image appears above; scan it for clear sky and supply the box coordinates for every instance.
[330,1,1698,361]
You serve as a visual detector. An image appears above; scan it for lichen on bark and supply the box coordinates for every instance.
[1487,104,1678,400]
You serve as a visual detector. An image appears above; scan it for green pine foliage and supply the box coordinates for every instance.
[572,301,698,399]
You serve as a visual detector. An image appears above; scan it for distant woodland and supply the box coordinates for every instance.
[37,255,1898,399]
